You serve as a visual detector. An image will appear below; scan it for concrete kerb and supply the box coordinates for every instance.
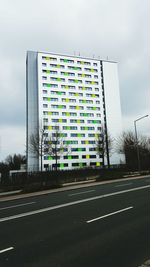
[0,174,150,203]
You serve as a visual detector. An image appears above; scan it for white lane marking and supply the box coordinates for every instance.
[0,247,14,254]
[0,184,150,223]
[115,183,132,187]
[68,190,95,196]
[0,202,36,211]
[86,206,133,223]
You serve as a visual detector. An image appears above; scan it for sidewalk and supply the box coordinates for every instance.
[0,174,150,202]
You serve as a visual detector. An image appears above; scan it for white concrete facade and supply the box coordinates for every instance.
[26,51,124,171]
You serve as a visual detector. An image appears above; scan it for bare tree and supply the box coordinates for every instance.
[29,126,69,171]
[5,154,26,170]
[95,128,114,168]
[29,128,46,171]
[116,131,150,170]
[45,127,70,171]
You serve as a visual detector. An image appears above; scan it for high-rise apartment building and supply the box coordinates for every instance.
[26,51,124,171]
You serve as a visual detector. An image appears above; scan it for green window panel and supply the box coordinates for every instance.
[78,148,82,151]
[47,84,51,87]
[48,112,52,115]
[59,119,62,123]
[57,78,61,81]
[57,91,61,95]
[46,57,49,60]
[60,163,64,168]
[65,85,68,89]
[96,162,101,166]
[91,81,95,84]
[81,61,84,64]
[92,94,96,97]
[66,112,70,116]
[57,64,60,68]
[82,74,85,77]
[66,98,69,102]
[47,98,51,101]
[58,105,62,108]
[85,127,88,130]
[75,80,78,83]
[46,70,50,74]
[93,107,97,110]
[79,163,83,167]
[64,72,68,76]
[64,59,68,62]
[65,126,70,130]
[68,155,72,159]
[75,93,79,96]
[91,69,94,72]
[82,87,85,90]
[48,126,52,130]
[48,156,53,160]
[74,67,78,70]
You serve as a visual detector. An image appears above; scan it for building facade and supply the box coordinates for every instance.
[26,51,124,171]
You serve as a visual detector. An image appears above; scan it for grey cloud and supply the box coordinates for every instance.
[0,0,150,158]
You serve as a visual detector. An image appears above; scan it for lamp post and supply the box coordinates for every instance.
[134,115,149,173]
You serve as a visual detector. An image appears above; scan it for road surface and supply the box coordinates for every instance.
[0,176,150,266]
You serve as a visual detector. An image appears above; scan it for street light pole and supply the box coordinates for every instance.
[134,115,149,173]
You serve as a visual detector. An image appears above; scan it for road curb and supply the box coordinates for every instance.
[0,174,150,202]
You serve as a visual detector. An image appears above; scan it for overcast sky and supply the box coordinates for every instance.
[0,0,150,161]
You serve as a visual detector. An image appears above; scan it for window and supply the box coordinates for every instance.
[70,112,77,116]
[96,113,101,117]
[89,147,96,151]
[43,104,48,108]
[69,106,76,110]
[90,155,96,158]
[96,101,100,104]
[42,63,47,67]
[43,83,58,88]
[69,99,76,103]
[51,98,58,102]
[60,58,74,63]
[52,119,58,123]
[85,81,91,84]
[71,148,86,152]
[88,134,95,137]
[50,57,57,61]
[52,112,59,115]
[43,90,47,94]
[94,75,98,79]
[71,133,77,137]
[95,88,99,91]
[89,140,95,144]
[51,105,58,108]
[68,85,76,89]
[93,63,97,66]
[84,61,91,65]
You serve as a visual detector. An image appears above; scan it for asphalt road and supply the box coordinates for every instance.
[0,176,150,267]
